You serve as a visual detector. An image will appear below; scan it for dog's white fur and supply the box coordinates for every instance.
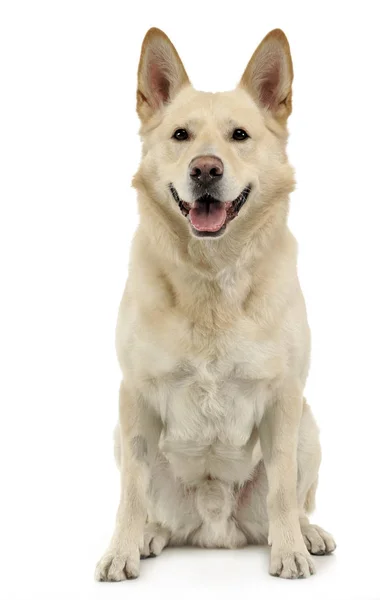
[95,28,335,581]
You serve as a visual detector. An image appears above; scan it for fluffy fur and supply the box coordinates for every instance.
[95,27,335,582]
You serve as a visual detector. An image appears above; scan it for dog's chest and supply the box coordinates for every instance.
[136,326,282,484]
[157,360,266,484]
[160,357,264,440]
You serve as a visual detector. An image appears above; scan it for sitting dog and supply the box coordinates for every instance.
[95,27,336,581]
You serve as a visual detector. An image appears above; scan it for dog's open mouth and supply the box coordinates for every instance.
[169,185,251,236]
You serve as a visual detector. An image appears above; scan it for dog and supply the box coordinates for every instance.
[95,27,336,581]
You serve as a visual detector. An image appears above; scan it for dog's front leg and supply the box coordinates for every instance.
[95,382,161,582]
[259,382,315,579]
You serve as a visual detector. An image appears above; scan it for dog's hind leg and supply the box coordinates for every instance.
[141,522,171,558]
[113,423,121,468]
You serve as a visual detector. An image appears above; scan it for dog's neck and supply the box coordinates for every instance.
[129,183,297,333]
[186,202,289,277]
[132,186,294,330]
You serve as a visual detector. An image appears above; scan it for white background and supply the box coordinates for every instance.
[1,1,379,599]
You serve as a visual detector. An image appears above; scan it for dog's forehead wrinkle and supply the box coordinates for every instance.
[171,90,243,122]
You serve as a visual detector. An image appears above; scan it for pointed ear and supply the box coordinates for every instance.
[239,29,293,124]
[137,28,190,122]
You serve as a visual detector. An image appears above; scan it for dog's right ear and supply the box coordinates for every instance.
[137,28,190,122]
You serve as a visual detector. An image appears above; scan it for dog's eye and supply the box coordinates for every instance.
[173,128,189,141]
[232,128,249,141]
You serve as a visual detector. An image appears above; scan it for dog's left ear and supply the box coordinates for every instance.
[239,29,293,124]
[137,28,190,122]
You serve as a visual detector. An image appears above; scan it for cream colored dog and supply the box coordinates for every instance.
[95,27,336,581]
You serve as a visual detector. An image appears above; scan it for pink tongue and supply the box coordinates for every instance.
[189,201,227,232]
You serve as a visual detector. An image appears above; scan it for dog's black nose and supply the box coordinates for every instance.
[189,156,224,185]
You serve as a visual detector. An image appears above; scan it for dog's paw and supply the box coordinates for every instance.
[269,546,315,579]
[302,523,336,555]
[95,546,140,582]
[141,523,170,558]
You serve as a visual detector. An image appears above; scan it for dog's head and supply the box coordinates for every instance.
[134,28,294,240]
